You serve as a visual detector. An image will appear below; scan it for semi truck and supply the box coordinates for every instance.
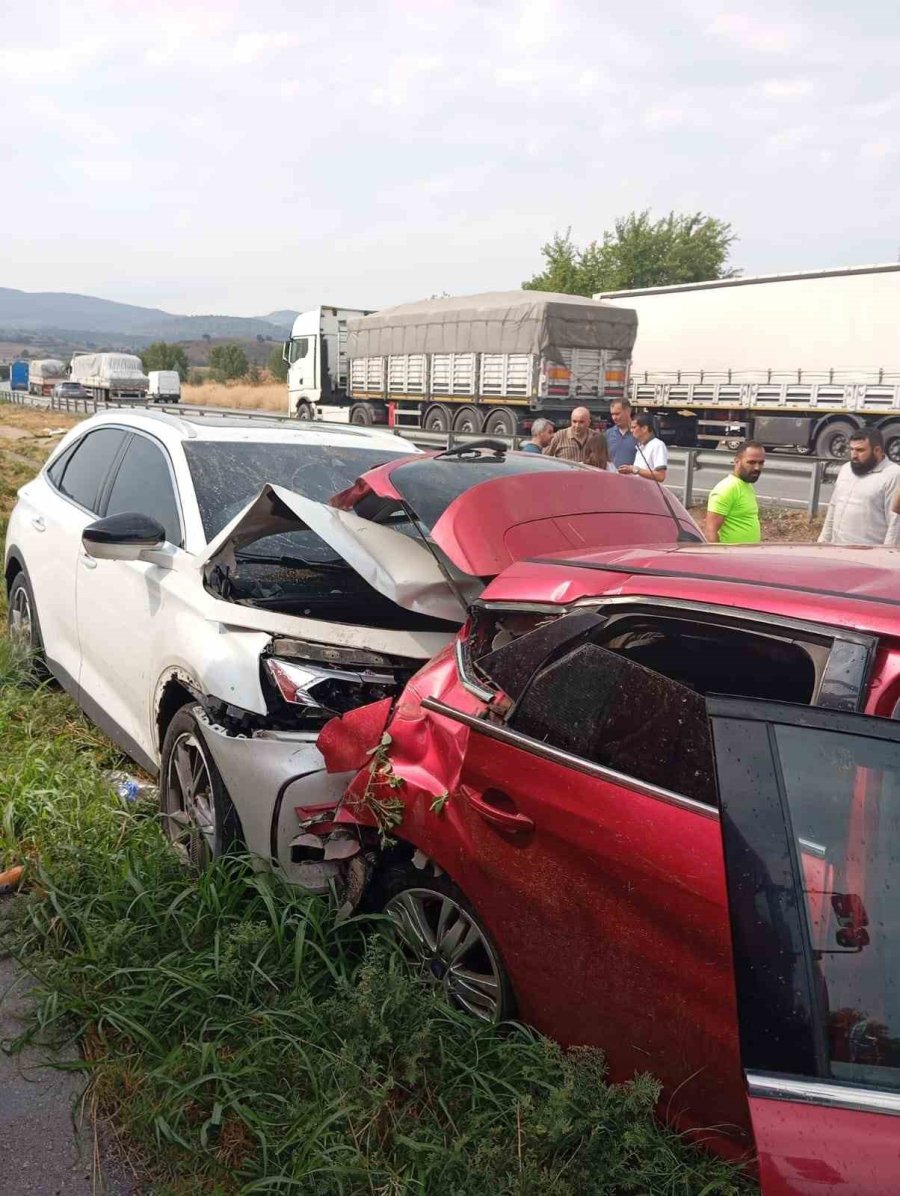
[9,361,29,392]
[596,262,900,459]
[28,359,67,396]
[69,352,149,402]
[283,291,636,435]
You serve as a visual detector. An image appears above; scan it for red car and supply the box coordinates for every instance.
[314,538,900,1193]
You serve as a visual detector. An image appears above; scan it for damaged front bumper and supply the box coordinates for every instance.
[195,711,356,893]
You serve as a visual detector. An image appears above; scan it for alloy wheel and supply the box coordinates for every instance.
[9,584,34,651]
[385,887,504,1021]
[164,731,216,867]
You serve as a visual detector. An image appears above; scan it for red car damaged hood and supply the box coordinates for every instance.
[330,449,701,578]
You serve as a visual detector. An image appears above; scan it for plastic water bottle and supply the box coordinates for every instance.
[104,771,157,803]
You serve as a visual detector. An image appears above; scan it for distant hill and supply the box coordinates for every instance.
[0,287,299,346]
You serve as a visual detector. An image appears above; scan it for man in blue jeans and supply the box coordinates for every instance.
[605,399,636,470]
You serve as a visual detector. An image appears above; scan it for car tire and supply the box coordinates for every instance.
[7,570,50,680]
[160,705,243,868]
[378,864,515,1023]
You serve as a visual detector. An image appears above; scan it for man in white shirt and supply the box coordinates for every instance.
[618,413,668,482]
[818,427,900,546]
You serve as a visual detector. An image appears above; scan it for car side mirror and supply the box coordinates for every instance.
[82,512,167,562]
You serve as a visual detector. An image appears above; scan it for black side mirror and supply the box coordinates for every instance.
[82,513,166,561]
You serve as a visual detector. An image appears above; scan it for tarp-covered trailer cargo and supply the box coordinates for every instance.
[344,290,637,437]
[28,358,66,396]
[69,353,149,401]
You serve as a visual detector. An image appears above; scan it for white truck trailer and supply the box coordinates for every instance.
[69,352,149,402]
[283,291,636,436]
[596,262,900,459]
[28,359,66,396]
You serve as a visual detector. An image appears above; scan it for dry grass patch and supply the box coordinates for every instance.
[180,382,286,413]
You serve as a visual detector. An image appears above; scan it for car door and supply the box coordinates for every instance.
[76,430,185,768]
[428,635,751,1150]
[22,427,129,688]
[708,697,900,1194]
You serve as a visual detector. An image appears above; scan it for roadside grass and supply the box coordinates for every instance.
[0,641,754,1194]
[181,382,286,412]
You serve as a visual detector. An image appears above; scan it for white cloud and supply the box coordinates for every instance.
[232,32,304,64]
[761,78,814,98]
[707,13,796,53]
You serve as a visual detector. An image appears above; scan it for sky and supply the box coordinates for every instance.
[2,0,899,316]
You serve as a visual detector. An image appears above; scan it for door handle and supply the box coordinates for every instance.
[31,515,46,532]
[461,787,534,833]
[80,551,98,570]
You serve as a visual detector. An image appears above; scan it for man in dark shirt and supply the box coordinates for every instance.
[605,399,636,470]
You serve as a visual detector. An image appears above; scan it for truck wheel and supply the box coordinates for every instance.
[484,408,518,437]
[815,420,856,459]
[452,406,484,435]
[423,404,451,434]
[881,422,900,465]
[295,401,313,421]
[349,403,375,426]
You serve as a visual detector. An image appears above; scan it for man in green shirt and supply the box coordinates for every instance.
[705,441,766,544]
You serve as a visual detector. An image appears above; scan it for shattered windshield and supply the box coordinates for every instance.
[183,441,409,542]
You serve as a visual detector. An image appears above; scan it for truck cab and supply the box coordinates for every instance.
[283,306,372,419]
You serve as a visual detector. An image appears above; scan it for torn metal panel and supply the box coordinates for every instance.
[200,483,465,624]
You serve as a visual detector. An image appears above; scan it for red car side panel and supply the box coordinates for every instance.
[749,1098,900,1193]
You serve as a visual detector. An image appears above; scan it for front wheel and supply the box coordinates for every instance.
[160,705,242,868]
[380,866,515,1022]
[295,401,314,421]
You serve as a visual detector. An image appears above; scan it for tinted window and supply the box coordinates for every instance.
[183,441,407,540]
[105,434,182,545]
[388,453,586,532]
[47,444,76,486]
[509,642,716,806]
[58,429,128,512]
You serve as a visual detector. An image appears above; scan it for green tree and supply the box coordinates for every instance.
[208,343,249,381]
[140,341,189,380]
[523,210,739,296]
[267,345,288,382]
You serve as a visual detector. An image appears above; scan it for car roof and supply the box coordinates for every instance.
[59,408,416,452]
[481,542,900,635]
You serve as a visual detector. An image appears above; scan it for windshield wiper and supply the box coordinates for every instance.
[236,552,346,570]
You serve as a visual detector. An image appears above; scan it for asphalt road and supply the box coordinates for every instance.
[0,945,137,1194]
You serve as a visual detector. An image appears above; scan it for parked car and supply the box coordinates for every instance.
[5,418,699,873]
[283,541,900,1186]
[53,381,90,401]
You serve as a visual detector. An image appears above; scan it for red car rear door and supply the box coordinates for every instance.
[426,639,751,1150]
[708,697,900,1194]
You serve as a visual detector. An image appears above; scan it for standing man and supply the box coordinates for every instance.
[618,413,668,481]
[819,428,900,546]
[605,399,637,470]
[705,442,766,544]
[545,407,594,462]
[521,418,554,453]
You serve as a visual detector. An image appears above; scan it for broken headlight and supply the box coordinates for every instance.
[265,657,397,715]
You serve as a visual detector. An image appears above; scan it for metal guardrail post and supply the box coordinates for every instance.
[682,449,696,508]
[807,460,825,518]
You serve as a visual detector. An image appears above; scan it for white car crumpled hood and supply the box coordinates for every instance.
[200,483,466,626]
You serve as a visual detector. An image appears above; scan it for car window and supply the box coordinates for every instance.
[508,641,717,806]
[182,441,408,540]
[57,428,128,513]
[105,434,182,546]
[47,444,76,487]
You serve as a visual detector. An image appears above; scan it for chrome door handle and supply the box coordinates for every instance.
[80,552,98,570]
[31,515,46,532]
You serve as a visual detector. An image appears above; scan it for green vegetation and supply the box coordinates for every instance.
[0,404,754,1193]
[524,211,738,296]
[140,341,190,381]
[268,344,289,383]
[208,343,250,382]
